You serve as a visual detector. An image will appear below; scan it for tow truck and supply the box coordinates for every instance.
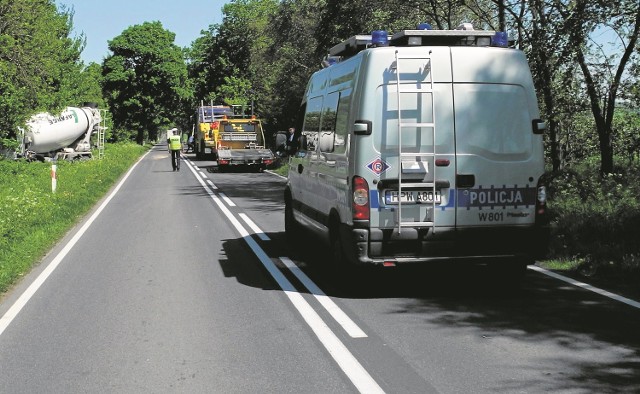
[194,103,275,172]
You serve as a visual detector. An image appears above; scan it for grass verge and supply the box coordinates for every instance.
[0,143,148,294]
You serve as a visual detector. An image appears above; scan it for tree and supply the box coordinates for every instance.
[102,21,192,144]
[0,0,85,140]
[500,0,639,174]
[574,0,640,174]
[188,0,279,129]
[265,0,323,129]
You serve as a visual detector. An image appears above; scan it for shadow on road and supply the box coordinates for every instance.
[220,229,640,393]
[179,149,640,393]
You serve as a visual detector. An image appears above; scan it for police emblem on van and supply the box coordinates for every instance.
[367,158,390,175]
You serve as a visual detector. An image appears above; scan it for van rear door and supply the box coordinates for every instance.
[451,47,543,228]
[370,46,456,231]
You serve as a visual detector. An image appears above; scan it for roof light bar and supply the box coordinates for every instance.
[328,23,506,59]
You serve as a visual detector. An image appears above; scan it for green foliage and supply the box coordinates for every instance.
[188,0,280,127]
[71,63,107,108]
[0,143,148,293]
[102,21,192,144]
[0,0,86,139]
[265,0,324,129]
[546,157,640,275]
[612,108,640,164]
[217,76,253,106]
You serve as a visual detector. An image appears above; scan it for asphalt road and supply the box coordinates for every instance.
[1,143,639,393]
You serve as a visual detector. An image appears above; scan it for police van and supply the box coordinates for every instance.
[284,24,549,273]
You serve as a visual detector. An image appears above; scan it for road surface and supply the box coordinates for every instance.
[1,143,639,393]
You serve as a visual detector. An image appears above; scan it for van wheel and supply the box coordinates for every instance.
[330,226,345,267]
[329,222,358,283]
[284,197,300,245]
[330,219,352,265]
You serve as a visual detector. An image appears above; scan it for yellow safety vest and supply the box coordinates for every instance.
[169,135,182,150]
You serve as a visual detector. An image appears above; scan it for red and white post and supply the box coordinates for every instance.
[51,163,57,193]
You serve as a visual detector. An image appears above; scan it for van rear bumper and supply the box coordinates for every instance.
[347,225,549,266]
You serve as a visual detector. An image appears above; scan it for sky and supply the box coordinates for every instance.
[55,0,229,64]
[56,1,622,66]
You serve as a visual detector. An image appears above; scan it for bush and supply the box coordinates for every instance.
[546,157,640,276]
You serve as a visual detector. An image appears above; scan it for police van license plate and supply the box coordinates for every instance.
[385,190,441,204]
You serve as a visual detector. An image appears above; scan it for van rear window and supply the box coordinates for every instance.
[454,84,532,157]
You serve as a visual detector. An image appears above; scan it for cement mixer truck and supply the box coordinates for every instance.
[19,105,105,161]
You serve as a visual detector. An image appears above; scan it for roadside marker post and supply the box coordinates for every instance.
[51,162,57,193]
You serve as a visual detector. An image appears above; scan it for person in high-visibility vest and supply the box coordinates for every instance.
[168,128,182,171]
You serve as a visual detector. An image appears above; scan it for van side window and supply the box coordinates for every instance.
[319,92,339,153]
[334,89,351,155]
[303,96,322,151]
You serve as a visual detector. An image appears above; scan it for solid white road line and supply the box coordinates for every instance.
[0,150,152,337]
[239,213,270,241]
[183,159,385,394]
[280,257,368,339]
[529,265,640,309]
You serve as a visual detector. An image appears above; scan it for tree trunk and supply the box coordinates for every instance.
[598,127,614,174]
[136,129,145,145]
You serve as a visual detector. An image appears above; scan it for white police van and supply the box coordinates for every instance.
[284,24,549,273]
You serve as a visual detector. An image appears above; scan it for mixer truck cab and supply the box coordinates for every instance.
[284,24,549,274]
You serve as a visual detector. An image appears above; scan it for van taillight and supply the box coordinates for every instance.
[535,184,548,223]
[352,176,369,220]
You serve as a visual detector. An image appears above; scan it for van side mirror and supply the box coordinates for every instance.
[354,120,372,135]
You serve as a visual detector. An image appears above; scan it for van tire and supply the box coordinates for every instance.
[329,218,352,267]
[329,220,359,284]
[330,225,345,267]
[284,194,300,246]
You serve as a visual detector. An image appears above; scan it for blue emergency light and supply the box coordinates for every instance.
[371,30,388,47]
[491,32,508,47]
[417,23,432,30]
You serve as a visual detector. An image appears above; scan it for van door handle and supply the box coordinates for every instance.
[298,164,304,174]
